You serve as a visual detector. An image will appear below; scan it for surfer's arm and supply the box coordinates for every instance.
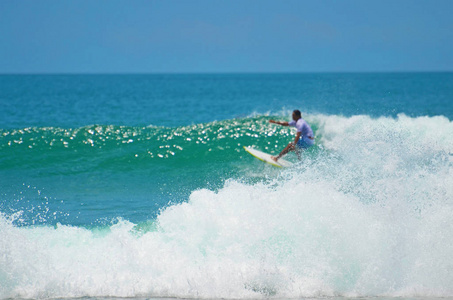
[269,120,289,126]
[293,131,301,145]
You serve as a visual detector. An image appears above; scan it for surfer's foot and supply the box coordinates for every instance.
[271,156,278,162]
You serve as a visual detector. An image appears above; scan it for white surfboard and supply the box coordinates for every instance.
[243,146,293,168]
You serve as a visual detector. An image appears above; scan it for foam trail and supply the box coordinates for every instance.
[1,114,453,299]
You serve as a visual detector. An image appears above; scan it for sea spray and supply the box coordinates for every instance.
[1,174,452,298]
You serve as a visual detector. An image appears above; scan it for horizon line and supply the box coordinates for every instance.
[1,70,453,76]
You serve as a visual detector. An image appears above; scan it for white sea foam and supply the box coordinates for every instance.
[1,114,453,299]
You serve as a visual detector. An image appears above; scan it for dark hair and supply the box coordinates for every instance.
[293,110,302,117]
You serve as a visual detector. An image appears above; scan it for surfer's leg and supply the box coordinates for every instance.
[294,137,313,160]
[295,147,303,160]
[271,143,295,161]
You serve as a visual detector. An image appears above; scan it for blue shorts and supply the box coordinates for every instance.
[296,136,314,149]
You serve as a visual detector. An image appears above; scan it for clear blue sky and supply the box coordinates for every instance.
[1,0,452,73]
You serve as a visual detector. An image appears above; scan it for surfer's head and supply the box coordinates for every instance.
[292,109,302,120]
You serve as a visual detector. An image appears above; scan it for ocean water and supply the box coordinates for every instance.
[1,73,453,299]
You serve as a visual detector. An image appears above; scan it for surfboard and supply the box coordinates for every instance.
[243,146,293,168]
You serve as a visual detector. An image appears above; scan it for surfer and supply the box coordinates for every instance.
[269,110,314,161]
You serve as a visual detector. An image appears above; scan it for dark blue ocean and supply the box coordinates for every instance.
[1,73,453,298]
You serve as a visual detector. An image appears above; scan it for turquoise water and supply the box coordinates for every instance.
[1,73,453,298]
